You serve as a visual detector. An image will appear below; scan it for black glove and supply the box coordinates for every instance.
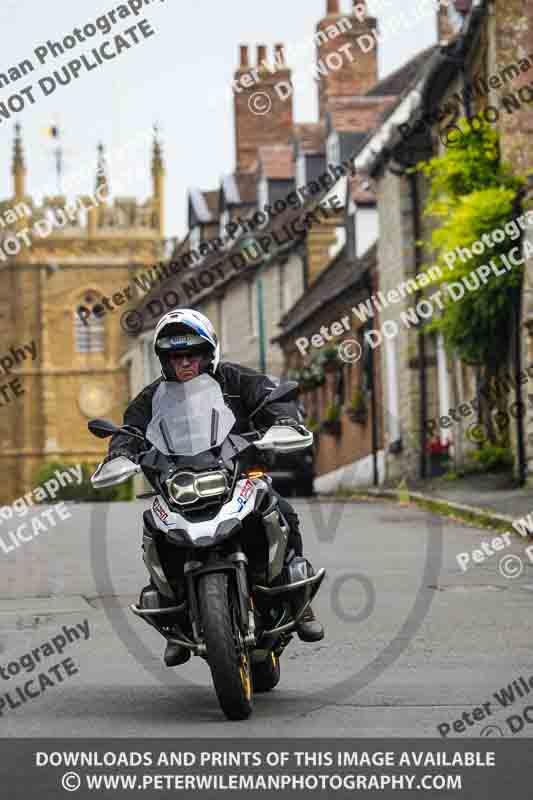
[274,417,299,427]
[102,448,138,465]
[274,417,309,436]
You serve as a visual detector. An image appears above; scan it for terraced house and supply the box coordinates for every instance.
[355,0,533,485]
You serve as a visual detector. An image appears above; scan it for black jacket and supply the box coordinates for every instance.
[108,361,299,460]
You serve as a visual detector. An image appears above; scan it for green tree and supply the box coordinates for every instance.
[417,118,526,441]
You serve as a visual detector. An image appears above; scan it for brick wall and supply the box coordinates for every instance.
[233,45,294,173]
[316,0,378,118]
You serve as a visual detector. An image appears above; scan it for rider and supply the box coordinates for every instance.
[104,309,325,666]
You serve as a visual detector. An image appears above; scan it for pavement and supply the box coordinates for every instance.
[368,471,533,529]
[1,497,533,737]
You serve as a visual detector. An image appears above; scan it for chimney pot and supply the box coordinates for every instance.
[239,45,249,68]
[274,43,285,64]
[257,44,267,66]
[327,0,339,14]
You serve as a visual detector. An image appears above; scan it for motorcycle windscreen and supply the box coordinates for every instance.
[145,374,237,456]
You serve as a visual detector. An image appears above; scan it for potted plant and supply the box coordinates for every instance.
[427,437,451,477]
[346,389,368,424]
[321,402,342,437]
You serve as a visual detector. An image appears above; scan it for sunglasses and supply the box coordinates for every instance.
[168,349,205,361]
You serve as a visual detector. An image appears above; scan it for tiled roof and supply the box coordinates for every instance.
[327,97,396,133]
[275,242,378,341]
[366,45,437,98]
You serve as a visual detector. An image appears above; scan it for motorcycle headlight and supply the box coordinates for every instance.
[166,470,228,506]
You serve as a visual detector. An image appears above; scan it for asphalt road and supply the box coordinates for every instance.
[1,496,533,737]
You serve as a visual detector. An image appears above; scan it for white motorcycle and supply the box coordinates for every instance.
[88,376,325,720]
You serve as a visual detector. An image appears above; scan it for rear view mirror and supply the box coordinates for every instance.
[249,381,299,421]
[88,419,120,439]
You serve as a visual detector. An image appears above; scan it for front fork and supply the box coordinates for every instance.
[184,552,256,648]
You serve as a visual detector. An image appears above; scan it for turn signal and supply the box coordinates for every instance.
[246,468,265,479]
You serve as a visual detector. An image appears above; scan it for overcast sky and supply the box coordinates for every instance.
[0,0,437,240]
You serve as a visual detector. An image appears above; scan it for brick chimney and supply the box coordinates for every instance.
[316,0,378,119]
[437,3,456,43]
[233,44,294,173]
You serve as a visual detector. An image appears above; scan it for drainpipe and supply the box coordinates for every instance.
[512,189,527,486]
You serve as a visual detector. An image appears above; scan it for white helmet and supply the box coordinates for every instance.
[153,309,220,380]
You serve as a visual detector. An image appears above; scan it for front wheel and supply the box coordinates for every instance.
[198,572,253,721]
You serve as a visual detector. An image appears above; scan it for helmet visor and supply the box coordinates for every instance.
[156,333,206,351]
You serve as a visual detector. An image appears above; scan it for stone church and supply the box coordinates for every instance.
[0,124,165,504]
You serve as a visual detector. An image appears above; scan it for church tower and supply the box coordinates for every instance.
[151,127,165,237]
[0,124,166,505]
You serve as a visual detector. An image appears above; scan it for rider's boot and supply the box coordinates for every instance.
[296,604,325,642]
[284,555,325,642]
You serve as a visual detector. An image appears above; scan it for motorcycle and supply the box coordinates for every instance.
[88,375,325,720]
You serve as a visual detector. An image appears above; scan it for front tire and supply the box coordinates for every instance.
[198,572,253,721]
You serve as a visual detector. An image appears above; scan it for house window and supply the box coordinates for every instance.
[190,225,201,252]
[327,131,340,166]
[296,155,307,189]
[220,209,230,239]
[75,292,105,353]
[257,177,269,212]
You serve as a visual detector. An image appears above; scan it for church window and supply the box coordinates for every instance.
[75,291,105,353]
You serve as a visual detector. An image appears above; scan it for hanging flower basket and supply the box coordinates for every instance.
[321,419,341,436]
[346,389,368,425]
[290,362,325,392]
[321,403,342,437]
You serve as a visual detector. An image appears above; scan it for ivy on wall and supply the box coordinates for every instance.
[417,117,525,379]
